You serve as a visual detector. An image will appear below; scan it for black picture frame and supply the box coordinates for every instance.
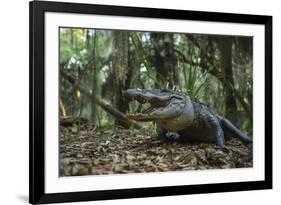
[29,0,272,204]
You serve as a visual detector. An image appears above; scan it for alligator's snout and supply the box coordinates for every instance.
[123,88,143,97]
[123,89,147,102]
[124,88,175,102]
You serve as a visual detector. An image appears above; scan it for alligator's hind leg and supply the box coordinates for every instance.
[219,117,252,144]
[156,125,181,142]
[206,116,225,148]
[215,126,225,148]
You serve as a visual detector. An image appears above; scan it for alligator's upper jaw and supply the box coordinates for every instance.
[124,89,169,121]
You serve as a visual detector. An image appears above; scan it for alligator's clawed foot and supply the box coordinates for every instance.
[166,132,181,141]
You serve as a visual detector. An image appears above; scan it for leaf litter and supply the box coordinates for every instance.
[60,124,252,176]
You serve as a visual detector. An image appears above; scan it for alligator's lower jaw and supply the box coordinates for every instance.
[126,113,153,122]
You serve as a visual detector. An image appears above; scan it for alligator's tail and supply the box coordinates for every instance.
[218,116,252,145]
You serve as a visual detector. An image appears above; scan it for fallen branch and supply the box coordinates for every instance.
[60,116,88,127]
[60,69,142,129]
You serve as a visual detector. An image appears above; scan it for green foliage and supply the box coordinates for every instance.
[60,28,89,68]
[130,33,165,87]
[72,121,81,132]
[183,65,209,100]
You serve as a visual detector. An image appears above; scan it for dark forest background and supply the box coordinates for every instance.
[59,28,253,135]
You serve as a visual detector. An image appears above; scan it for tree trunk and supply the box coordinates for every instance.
[150,33,177,87]
[220,37,238,123]
[112,31,130,128]
[90,30,98,123]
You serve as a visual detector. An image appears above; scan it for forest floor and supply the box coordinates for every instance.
[60,124,253,176]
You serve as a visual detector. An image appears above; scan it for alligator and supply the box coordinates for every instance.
[124,88,252,148]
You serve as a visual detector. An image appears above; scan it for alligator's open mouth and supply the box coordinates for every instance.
[125,94,170,121]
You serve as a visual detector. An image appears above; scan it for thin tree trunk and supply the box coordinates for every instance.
[90,30,98,123]
[150,33,177,87]
[220,37,238,123]
[112,31,130,128]
[59,99,67,117]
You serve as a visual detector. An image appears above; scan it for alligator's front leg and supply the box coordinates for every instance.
[156,125,181,142]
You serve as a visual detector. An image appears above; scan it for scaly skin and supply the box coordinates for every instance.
[124,88,252,148]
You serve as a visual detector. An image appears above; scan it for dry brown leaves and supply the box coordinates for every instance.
[59,125,252,176]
